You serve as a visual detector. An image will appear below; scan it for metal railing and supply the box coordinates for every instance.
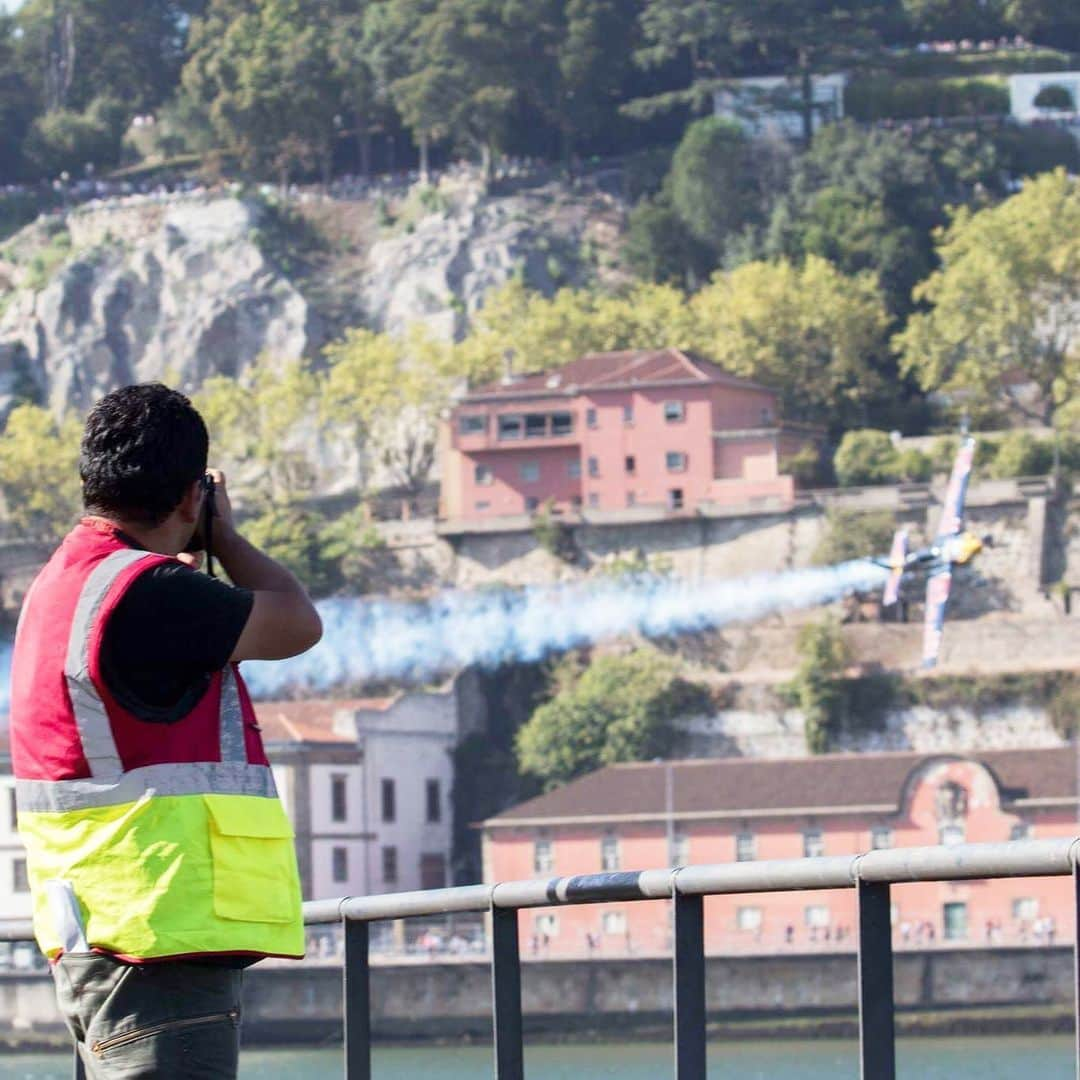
[305,837,1080,1080]
[4,838,1080,1079]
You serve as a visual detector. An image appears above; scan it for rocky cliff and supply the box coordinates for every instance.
[0,174,626,424]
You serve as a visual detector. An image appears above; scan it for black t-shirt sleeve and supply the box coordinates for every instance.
[99,563,254,723]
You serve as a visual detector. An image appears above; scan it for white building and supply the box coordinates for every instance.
[714,74,847,140]
[256,683,464,902]
[1009,72,1080,122]
[0,749,30,921]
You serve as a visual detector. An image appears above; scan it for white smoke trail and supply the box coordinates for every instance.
[241,559,888,697]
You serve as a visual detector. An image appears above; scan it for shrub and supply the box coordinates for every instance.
[1033,84,1076,112]
[781,444,825,488]
[782,617,850,754]
[988,431,1054,478]
[845,76,1009,122]
[896,446,933,483]
[812,508,897,567]
[833,429,899,487]
[623,196,710,286]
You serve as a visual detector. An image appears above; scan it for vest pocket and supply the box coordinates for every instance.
[205,795,299,924]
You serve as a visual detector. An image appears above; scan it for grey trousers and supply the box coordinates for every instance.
[53,954,243,1080]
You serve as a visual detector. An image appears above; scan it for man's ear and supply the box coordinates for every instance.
[178,478,203,525]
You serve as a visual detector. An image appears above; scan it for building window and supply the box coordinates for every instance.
[804,905,830,928]
[1012,897,1039,921]
[663,401,685,423]
[458,414,487,436]
[332,846,348,884]
[475,501,490,512]
[623,405,634,426]
[601,911,626,935]
[760,407,772,425]
[426,779,442,824]
[666,451,687,473]
[381,778,396,823]
[939,823,965,846]
[625,455,636,474]
[12,858,28,894]
[736,906,762,931]
[534,838,554,874]
[670,832,690,867]
[601,832,620,871]
[568,460,582,479]
[8,788,16,832]
[382,845,398,885]
[519,462,540,483]
[571,495,583,510]
[943,901,968,941]
[871,825,893,850]
[587,493,599,508]
[552,412,573,436]
[535,912,558,937]
[586,407,598,429]
[525,414,548,439]
[1010,821,1031,841]
[497,414,524,440]
[587,456,599,477]
[735,830,755,862]
[626,492,636,508]
[331,773,347,824]
[420,853,447,890]
[803,827,824,859]
[668,488,684,511]
[475,464,494,486]
[525,496,540,513]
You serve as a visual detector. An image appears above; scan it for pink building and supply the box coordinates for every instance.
[440,349,816,523]
[482,749,1077,959]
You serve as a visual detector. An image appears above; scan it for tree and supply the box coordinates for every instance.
[666,117,763,260]
[195,357,323,504]
[323,325,459,492]
[896,170,1080,428]
[782,616,849,754]
[812,508,897,566]
[0,404,82,543]
[902,0,1007,40]
[1033,84,1076,112]
[623,197,710,287]
[1004,0,1080,51]
[182,0,343,182]
[688,256,888,426]
[515,650,704,789]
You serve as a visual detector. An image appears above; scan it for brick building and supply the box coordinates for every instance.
[482,749,1078,959]
[440,349,815,523]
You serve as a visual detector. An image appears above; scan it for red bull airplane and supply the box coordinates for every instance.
[872,437,984,668]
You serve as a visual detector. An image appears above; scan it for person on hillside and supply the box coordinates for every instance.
[10,384,322,1079]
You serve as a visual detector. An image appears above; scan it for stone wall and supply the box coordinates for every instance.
[0,947,1073,1047]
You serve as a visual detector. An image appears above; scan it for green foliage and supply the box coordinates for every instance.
[515,649,706,788]
[1033,83,1076,111]
[22,97,126,177]
[812,508,897,567]
[532,500,577,561]
[242,500,338,595]
[623,197,709,287]
[782,617,850,755]
[987,430,1054,479]
[845,75,1009,122]
[0,404,82,544]
[317,507,386,594]
[780,444,825,489]
[896,446,933,482]
[833,429,899,487]
[22,228,73,292]
[897,170,1080,428]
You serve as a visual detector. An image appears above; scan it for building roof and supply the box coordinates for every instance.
[254,697,394,745]
[462,349,771,402]
[485,748,1076,827]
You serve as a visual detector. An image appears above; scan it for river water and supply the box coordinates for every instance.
[1,1036,1073,1078]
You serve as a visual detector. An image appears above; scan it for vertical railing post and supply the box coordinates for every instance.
[491,905,524,1080]
[673,892,707,1080]
[857,879,896,1080]
[73,1046,86,1080]
[1073,860,1080,1079]
[343,918,371,1080]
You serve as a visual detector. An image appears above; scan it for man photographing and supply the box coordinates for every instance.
[10,384,322,1078]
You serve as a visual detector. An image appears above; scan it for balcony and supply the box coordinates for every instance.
[453,410,580,452]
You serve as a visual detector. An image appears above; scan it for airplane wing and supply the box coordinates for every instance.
[921,569,952,668]
[936,437,976,540]
[882,529,908,607]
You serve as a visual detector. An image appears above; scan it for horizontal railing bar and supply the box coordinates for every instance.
[0,920,35,941]
[856,837,1080,883]
[307,839,1080,925]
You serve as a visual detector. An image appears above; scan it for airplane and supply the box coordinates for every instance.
[871,437,986,668]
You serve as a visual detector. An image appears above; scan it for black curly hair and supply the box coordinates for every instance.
[80,384,209,527]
